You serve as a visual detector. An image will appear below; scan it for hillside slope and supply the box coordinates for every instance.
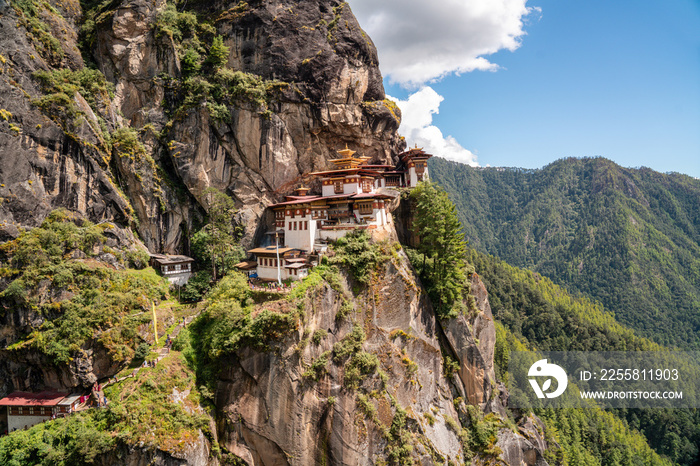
[430,156,700,349]
[465,247,699,465]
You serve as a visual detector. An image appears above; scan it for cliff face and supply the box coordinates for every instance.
[0,0,132,237]
[213,238,547,465]
[216,248,462,464]
[0,0,403,252]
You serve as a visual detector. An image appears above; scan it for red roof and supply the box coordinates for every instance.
[269,193,354,208]
[269,196,326,207]
[0,391,68,407]
[308,168,362,176]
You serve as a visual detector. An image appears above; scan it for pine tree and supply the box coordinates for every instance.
[206,35,229,69]
[410,182,467,316]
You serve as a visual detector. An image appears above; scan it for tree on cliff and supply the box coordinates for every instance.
[192,188,243,281]
[410,182,467,316]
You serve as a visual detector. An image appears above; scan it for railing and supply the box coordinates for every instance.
[161,268,192,275]
[328,210,352,219]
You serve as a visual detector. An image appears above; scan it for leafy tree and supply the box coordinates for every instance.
[409,182,467,316]
[179,270,213,302]
[191,188,243,281]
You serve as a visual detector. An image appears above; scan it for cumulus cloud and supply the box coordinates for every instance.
[348,0,537,86]
[388,87,478,166]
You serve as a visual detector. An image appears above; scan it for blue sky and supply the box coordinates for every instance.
[350,0,700,178]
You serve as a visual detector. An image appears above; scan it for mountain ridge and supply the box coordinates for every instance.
[430,155,700,349]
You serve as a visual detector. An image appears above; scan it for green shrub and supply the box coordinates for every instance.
[180,270,212,302]
[328,230,386,285]
[32,68,114,130]
[303,351,330,381]
[344,351,379,389]
[332,323,364,362]
[0,411,114,464]
[312,329,327,345]
[187,273,297,391]
[134,342,150,360]
[181,48,202,76]
[0,211,170,364]
[205,35,229,69]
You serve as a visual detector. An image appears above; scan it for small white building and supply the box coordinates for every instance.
[399,146,432,187]
[0,391,80,432]
[150,254,194,286]
[244,247,310,282]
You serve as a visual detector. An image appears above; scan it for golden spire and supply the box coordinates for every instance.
[337,144,356,157]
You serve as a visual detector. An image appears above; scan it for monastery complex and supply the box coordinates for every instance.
[238,146,432,282]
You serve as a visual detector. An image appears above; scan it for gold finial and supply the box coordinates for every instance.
[337,144,356,157]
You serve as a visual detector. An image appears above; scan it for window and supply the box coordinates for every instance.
[294,221,297,230]
[304,221,308,230]
[18,407,23,414]
[288,222,292,230]
[334,180,343,194]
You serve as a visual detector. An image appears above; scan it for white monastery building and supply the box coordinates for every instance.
[240,146,432,281]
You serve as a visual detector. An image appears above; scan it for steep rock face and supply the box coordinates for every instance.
[162,0,404,247]
[1,0,403,253]
[92,0,202,253]
[95,431,217,466]
[0,0,133,231]
[216,250,463,464]
[441,273,497,407]
[214,240,547,465]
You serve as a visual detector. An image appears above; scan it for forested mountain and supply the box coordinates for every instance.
[466,247,700,465]
[430,156,700,349]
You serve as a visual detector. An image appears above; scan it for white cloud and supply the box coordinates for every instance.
[388,88,478,166]
[348,0,538,87]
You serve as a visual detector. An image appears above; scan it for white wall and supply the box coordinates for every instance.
[8,414,50,432]
[257,264,283,281]
[322,184,335,197]
[343,181,360,195]
[371,207,387,226]
[167,272,192,286]
[409,167,419,187]
[256,263,310,282]
[284,213,314,252]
